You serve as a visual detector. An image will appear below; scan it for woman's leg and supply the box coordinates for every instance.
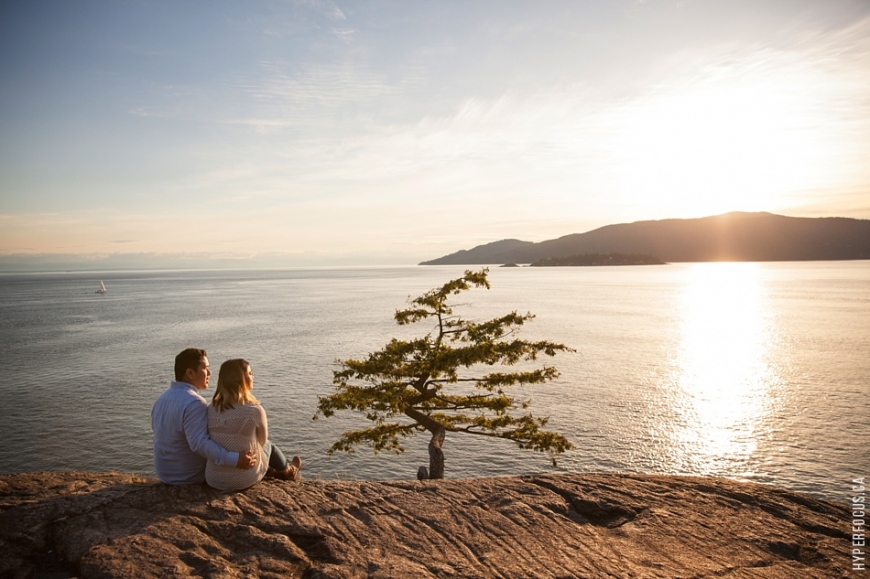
[268,441,289,471]
[267,441,302,480]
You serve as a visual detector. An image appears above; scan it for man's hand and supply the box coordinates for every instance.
[235,450,257,470]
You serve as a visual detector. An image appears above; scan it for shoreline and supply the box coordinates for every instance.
[0,470,853,578]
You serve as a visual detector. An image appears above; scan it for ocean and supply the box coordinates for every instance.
[0,262,867,501]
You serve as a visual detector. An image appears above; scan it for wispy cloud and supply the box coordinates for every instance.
[328,5,347,21]
[244,61,402,111]
[332,28,355,43]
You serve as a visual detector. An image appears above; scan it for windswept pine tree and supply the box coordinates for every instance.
[315,269,574,479]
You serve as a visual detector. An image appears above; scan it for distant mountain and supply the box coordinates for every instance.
[530,253,665,267]
[420,212,870,265]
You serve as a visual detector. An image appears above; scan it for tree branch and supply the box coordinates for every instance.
[404,383,438,406]
[404,406,452,434]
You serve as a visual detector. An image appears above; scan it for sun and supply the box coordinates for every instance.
[607,71,825,218]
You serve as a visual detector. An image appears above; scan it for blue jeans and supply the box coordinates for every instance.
[266,440,289,471]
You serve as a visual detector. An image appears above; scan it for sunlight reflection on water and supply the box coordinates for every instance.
[669,263,772,472]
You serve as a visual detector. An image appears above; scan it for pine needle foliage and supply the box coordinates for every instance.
[315,268,575,478]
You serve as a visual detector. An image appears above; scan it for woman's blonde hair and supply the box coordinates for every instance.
[212,358,259,412]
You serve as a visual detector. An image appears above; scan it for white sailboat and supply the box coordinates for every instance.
[96,280,107,294]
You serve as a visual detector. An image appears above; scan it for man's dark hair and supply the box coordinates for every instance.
[175,348,207,381]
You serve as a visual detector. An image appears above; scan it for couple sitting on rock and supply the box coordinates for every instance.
[151,348,302,490]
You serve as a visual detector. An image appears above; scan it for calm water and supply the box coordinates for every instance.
[0,263,867,501]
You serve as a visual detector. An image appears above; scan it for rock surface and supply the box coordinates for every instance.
[0,471,852,578]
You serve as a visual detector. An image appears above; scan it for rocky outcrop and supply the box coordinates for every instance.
[0,471,851,578]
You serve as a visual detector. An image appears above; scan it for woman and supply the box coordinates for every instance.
[205,358,302,490]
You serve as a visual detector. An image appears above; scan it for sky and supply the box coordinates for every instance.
[1,0,869,270]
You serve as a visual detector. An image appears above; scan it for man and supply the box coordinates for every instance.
[152,348,256,484]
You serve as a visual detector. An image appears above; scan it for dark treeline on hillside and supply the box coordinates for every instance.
[531,253,665,267]
[421,212,870,265]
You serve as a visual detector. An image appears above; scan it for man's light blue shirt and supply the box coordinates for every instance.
[151,381,239,484]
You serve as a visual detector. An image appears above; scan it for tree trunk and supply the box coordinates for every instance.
[428,426,446,479]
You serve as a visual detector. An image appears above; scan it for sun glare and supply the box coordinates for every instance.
[668,263,777,473]
[608,69,825,218]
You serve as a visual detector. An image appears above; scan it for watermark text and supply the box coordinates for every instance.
[854,477,866,572]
